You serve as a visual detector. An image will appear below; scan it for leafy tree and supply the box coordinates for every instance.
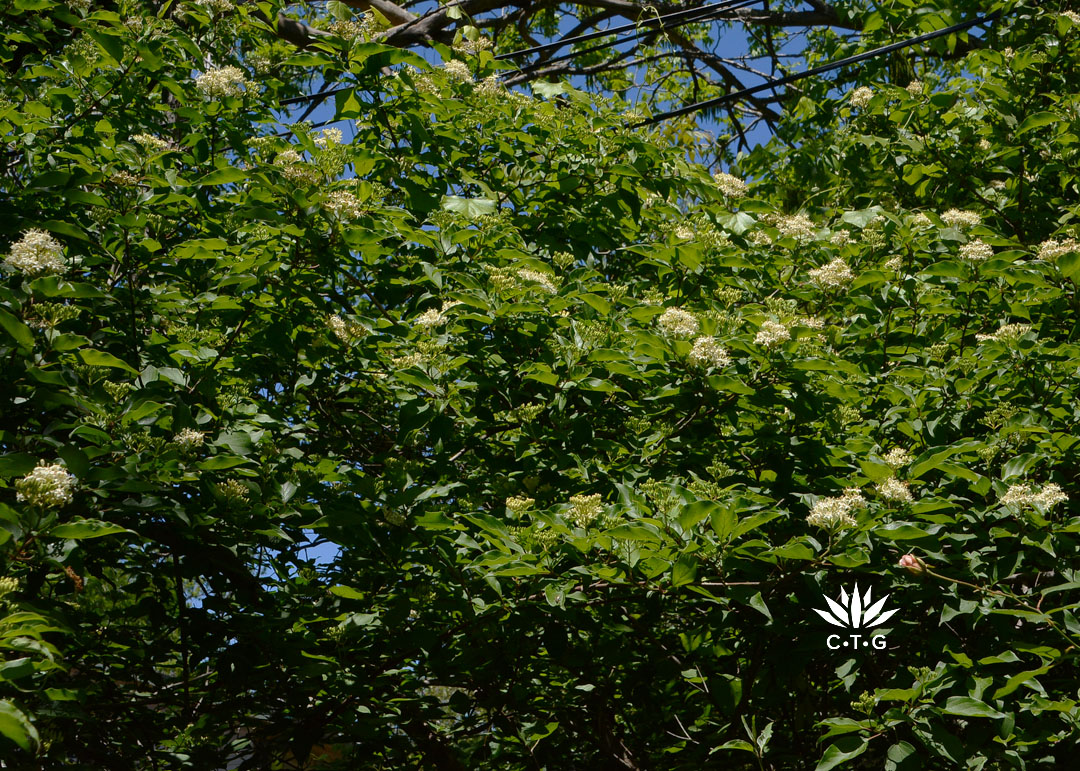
[2,1,1080,769]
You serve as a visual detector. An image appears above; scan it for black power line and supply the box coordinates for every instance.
[635,8,1003,127]
[496,0,762,62]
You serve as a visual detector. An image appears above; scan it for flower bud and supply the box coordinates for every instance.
[899,553,927,576]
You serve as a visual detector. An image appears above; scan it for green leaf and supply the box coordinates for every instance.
[873,523,933,540]
[196,167,247,186]
[671,555,697,586]
[678,500,718,530]
[441,195,496,219]
[815,737,868,771]
[79,349,139,374]
[0,700,37,751]
[942,696,1005,719]
[1016,111,1060,135]
[329,586,365,600]
[0,308,33,350]
[49,519,132,539]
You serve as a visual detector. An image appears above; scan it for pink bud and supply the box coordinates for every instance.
[899,553,927,576]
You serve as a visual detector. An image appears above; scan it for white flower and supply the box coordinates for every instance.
[314,128,343,148]
[414,308,444,329]
[196,0,234,12]
[0,576,18,599]
[877,477,913,503]
[829,230,852,246]
[713,172,748,199]
[568,493,603,528]
[905,80,923,96]
[132,133,170,152]
[324,190,364,219]
[978,138,992,152]
[173,428,205,450]
[195,66,247,98]
[882,448,913,468]
[941,209,981,229]
[658,307,699,337]
[850,86,873,109]
[1034,483,1068,508]
[976,323,1031,345]
[1062,11,1080,25]
[909,213,933,229]
[1000,482,1068,510]
[274,149,319,184]
[476,75,504,98]
[1037,238,1079,261]
[454,37,493,55]
[807,489,865,530]
[688,337,731,368]
[808,258,854,289]
[4,229,65,275]
[775,213,816,243]
[883,255,903,271]
[517,268,558,294]
[328,314,366,343]
[15,462,76,508]
[755,320,790,348]
[959,238,993,262]
[443,60,473,83]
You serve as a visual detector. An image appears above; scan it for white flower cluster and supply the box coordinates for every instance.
[941,209,981,229]
[329,314,366,343]
[195,66,247,98]
[195,0,234,12]
[905,80,923,96]
[877,477,913,504]
[0,576,18,599]
[808,258,854,289]
[775,213,816,243]
[443,60,473,83]
[976,323,1031,345]
[882,448,913,468]
[132,133,170,152]
[755,320,790,348]
[807,489,866,531]
[173,428,205,450]
[4,229,65,275]
[517,268,558,294]
[657,307,699,337]
[454,37,493,55]
[1000,482,1068,510]
[476,75,505,98]
[909,213,933,229]
[713,172,748,199]
[829,230,852,246]
[314,128,343,148]
[324,190,364,219]
[1037,238,1078,261]
[274,149,319,184]
[688,337,731,368]
[414,308,444,329]
[959,238,993,262]
[567,493,603,528]
[850,87,873,109]
[15,462,76,509]
[1062,11,1080,24]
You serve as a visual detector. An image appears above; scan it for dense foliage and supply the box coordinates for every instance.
[2,0,1080,768]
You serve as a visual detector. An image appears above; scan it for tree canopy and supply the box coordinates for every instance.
[2,0,1080,768]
